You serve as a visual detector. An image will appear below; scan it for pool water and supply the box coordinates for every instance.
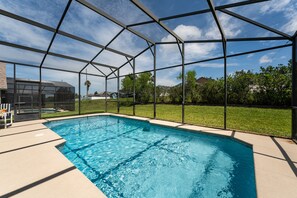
[45,115,256,198]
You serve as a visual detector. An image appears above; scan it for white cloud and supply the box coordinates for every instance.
[94,50,127,67]
[87,0,150,25]
[207,13,242,38]
[280,55,287,59]
[281,5,297,34]
[227,0,296,35]
[109,30,147,56]
[50,36,101,61]
[185,43,217,60]
[156,67,181,86]
[260,0,291,14]
[159,25,218,64]
[259,55,272,64]
[43,55,85,72]
[247,53,254,58]
[195,62,238,68]
[0,45,43,65]
[0,15,52,50]
[135,51,154,73]
[282,19,297,34]
[162,25,202,41]
[0,0,67,27]
[258,0,297,34]
[148,22,242,85]
[60,1,122,46]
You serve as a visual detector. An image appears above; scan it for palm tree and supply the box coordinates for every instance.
[84,80,91,97]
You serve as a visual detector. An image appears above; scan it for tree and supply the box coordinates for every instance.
[121,74,134,95]
[177,70,201,104]
[199,78,224,105]
[156,86,171,103]
[84,80,91,97]
[227,70,255,105]
[120,60,292,107]
[255,63,291,106]
[136,72,153,103]
[168,85,182,103]
[121,72,153,104]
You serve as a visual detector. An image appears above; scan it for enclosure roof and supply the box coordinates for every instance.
[0,0,295,76]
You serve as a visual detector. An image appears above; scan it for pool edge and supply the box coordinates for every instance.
[1,113,296,197]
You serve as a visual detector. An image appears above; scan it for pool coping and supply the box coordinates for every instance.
[0,113,296,197]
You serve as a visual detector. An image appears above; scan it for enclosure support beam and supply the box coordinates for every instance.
[117,70,120,114]
[79,28,125,73]
[181,43,185,124]
[107,44,292,80]
[155,36,288,45]
[78,72,81,115]
[153,45,157,119]
[76,0,155,44]
[90,63,107,76]
[105,77,107,113]
[133,58,136,116]
[223,41,227,130]
[0,9,133,58]
[13,64,16,118]
[38,67,42,118]
[40,0,73,68]
[292,33,297,140]
[107,44,153,78]
[125,57,134,69]
[109,68,118,78]
[0,59,105,78]
[130,0,183,43]
[0,40,116,70]
[220,9,292,40]
[175,40,185,123]
[207,0,226,42]
[207,0,227,129]
[127,0,268,27]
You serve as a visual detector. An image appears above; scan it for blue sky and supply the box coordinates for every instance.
[0,0,296,96]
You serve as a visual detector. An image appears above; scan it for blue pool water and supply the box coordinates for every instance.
[45,115,256,198]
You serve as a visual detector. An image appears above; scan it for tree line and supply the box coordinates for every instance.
[121,60,292,107]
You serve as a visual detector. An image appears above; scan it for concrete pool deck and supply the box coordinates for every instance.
[0,113,296,197]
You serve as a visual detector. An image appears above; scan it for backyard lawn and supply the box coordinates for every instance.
[42,100,291,138]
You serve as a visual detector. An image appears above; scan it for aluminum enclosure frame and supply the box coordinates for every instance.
[0,0,296,138]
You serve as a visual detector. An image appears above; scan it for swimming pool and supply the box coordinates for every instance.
[45,115,256,198]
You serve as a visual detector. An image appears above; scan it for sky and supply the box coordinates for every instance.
[0,0,296,96]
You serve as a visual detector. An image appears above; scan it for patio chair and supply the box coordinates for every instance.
[0,103,13,128]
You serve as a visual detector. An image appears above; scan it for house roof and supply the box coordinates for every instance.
[88,91,111,97]
[196,77,211,84]
[6,77,74,88]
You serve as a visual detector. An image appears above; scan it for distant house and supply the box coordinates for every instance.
[87,91,111,100]
[249,85,261,93]
[196,77,211,84]
[157,85,170,97]
[0,63,75,112]
[171,77,211,89]
[5,77,75,111]
[110,92,118,99]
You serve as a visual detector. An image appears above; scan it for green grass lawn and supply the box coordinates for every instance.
[42,100,291,138]
[120,104,291,137]
[41,99,106,119]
